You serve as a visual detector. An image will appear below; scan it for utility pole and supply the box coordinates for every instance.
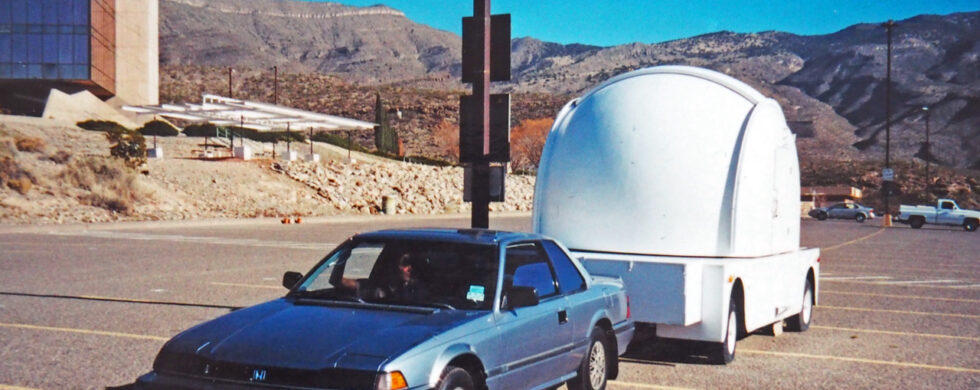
[273,66,279,105]
[228,67,233,99]
[882,20,896,224]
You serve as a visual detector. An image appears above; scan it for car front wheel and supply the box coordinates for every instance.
[964,219,978,232]
[569,326,608,390]
[816,212,827,221]
[436,366,474,390]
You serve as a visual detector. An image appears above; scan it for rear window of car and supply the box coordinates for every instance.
[543,240,586,294]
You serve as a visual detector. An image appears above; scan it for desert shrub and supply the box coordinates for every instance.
[105,128,147,168]
[60,157,144,214]
[15,136,46,153]
[182,123,221,137]
[6,177,32,194]
[432,120,459,162]
[137,120,180,137]
[46,150,72,164]
[77,120,129,133]
[0,139,37,193]
[510,118,553,172]
[311,131,366,151]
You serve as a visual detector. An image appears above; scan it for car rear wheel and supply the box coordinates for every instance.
[964,219,978,232]
[910,217,925,229]
[711,299,738,364]
[569,326,608,390]
[786,279,813,332]
[855,214,866,223]
[436,366,474,390]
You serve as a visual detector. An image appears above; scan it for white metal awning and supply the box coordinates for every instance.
[123,94,376,131]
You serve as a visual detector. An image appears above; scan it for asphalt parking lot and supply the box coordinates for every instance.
[0,215,977,389]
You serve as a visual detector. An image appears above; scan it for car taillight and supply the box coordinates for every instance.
[626,296,631,319]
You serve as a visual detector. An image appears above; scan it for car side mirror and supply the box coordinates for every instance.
[504,286,539,309]
[282,271,303,289]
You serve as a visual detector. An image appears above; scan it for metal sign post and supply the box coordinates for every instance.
[461,0,510,229]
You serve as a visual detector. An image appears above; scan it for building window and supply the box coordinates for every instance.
[0,0,94,82]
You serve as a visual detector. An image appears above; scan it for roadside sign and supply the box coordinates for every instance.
[459,93,511,163]
[882,168,894,181]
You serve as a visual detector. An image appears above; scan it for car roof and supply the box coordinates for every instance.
[353,228,543,246]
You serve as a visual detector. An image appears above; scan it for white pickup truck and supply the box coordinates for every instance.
[533,66,820,364]
[897,199,980,231]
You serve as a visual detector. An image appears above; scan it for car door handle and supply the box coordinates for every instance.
[558,310,568,324]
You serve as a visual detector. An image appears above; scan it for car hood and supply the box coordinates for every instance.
[158,298,483,371]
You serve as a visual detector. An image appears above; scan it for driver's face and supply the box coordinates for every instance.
[399,263,412,281]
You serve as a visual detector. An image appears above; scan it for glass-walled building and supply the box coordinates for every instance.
[0,0,116,97]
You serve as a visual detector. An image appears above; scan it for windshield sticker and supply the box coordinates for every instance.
[466,285,485,302]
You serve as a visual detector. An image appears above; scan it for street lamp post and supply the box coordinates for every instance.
[922,106,930,191]
[882,20,896,225]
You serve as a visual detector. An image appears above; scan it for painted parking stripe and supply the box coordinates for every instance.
[211,282,282,290]
[811,325,980,341]
[47,231,334,251]
[0,385,41,390]
[876,279,961,285]
[821,228,885,252]
[822,279,980,289]
[608,381,696,390]
[821,276,891,281]
[741,349,980,373]
[821,290,980,303]
[0,322,168,341]
[819,305,980,319]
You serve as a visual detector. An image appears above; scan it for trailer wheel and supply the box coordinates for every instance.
[909,216,925,229]
[964,219,978,232]
[712,300,738,364]
[786,279,813,332]
[855,214,866,223]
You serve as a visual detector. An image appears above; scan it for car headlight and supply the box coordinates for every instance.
[375,371,408,390]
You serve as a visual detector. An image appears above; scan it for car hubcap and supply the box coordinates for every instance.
[588,340,606,389]
[802,287,813,324]
[726,311,736,355]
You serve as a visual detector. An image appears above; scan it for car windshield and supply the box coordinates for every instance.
[291,238,499,310]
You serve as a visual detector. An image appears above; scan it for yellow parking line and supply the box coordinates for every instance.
[821,290,980,303]
[818,305,980,319]
[609,381,696,390]
[821,280,980,290]
[741,349,980,373]
[821,228,885,252]
[0,385,41,390]
[0,322,168,341]
[811,325,979,341]
[211,282,282,290]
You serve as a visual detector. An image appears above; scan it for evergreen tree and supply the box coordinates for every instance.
[373,92,399,155]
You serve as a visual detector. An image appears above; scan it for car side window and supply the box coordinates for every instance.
[941,201,953,210]
[505,242,558,299]
[542,240,586,294]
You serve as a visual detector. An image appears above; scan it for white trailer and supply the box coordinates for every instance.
[532,66,820,363]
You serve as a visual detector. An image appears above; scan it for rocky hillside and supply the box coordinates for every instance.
[160,0,979,169]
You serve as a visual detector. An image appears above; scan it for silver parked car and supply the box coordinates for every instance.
[136,229,634,390]
[809,202,876,223]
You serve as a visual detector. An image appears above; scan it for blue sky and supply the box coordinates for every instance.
[310,1,980,46]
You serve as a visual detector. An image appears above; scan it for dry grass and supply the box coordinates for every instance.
[60,157,147,214]
[15,136,46,153]
[0,137,36,194]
